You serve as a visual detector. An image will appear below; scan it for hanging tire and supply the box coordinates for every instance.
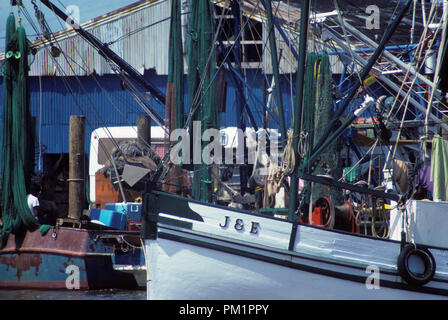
[397,244,436,286]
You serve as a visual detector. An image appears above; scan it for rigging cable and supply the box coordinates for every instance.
[26,1,164,164]
[20,3,135,199]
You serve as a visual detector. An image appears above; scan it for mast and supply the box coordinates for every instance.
[288,0,310,224]
[260,0,299,60]
[265,0,287,148]
[167,0,185,132]
[162,0,185,195]
[231,1,250,196]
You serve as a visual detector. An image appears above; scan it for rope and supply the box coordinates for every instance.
[21,3,146,201]
[371,195,389,239]
[386,2,439,125]
[339,140,378,182]
[280,129,296,176]
[384,2,440,172]
[21,4,135,160]
[119,235,142,249]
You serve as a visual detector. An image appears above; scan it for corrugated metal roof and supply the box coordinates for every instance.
[1,0,346,77]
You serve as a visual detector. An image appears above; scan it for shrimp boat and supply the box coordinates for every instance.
[140,0,448,299]
[141,193,448,299]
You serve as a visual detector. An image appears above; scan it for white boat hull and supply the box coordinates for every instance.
[142,193,448,300]
[145,237,445,300]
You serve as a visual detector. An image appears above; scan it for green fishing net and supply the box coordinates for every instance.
[187,0,220,202]
[1,14,39,248]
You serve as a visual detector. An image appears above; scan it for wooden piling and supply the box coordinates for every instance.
[68,115,85,220]
[137,115,151,148]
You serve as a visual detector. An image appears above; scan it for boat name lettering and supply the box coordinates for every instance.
[219,216,260,234]
[235,218,244,231]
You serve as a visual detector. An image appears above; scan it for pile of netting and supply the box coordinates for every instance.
[301,53,343,205]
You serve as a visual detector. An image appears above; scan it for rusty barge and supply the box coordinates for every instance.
[0,221,144,290]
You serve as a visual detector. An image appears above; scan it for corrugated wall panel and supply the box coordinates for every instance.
[2,70,365,176]
[25,0,343,77]
[0,69,296,157]
[22,74,167,154]
[263,25,300,75]
[28,0,170,77]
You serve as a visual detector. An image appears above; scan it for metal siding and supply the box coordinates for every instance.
[0,71,291,155]
[0,79,300,180]
[219,69,293,130]
[263,24,301,75]
[10,0,346,77]
[24,74,167,154]
[28,0,171,77]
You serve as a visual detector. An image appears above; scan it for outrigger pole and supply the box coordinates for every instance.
[37,0,166,124]
[264,0,287,148]
[288,0,310,224]
[288,0,411,231]
[305,0,413,170]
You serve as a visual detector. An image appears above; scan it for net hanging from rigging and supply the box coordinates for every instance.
[1,14,39,248]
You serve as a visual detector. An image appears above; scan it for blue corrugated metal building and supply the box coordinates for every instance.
[0,70,293,156]
[1,0,302,173]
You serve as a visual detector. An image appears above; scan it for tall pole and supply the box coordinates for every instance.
[288,0,310,223]
[231,1,249,196]
[68,115,85,220]
[137,115,151,148]
[265,0,287,148]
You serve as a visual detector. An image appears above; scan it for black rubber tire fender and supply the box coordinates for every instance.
[397,244,436,286]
